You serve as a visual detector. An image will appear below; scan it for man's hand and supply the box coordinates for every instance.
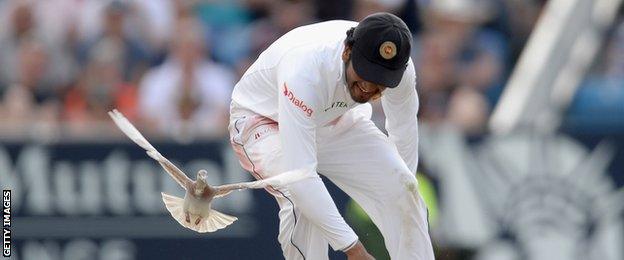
[345,241,375,260]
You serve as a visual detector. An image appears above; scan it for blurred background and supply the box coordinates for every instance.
[0,0,623,259]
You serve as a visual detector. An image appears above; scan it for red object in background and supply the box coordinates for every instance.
[63,82,138,122]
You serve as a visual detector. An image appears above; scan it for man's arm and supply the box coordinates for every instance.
[381,59,419,173]
[345,241,376,260]
[276,55,360,251]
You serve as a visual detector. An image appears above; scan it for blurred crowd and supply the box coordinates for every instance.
[566,15,624,133]
[0,0,565,141]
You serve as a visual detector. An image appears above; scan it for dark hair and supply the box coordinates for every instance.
[344,27,356,47]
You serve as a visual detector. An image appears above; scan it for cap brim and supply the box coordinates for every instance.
[351,49,406,88]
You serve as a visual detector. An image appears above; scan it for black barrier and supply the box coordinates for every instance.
[0,141,350,260]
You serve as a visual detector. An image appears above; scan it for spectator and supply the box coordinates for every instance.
[132,0,177,64]
[195,0,253,67]
[0,38,60,137]
[77,0,151,84]
[502,0,546,64]
[0,2,37,92]
[242,0,315,66]
[415,31,458,123]
[412,0,508,135]
[447,87,489,135]
[63,37,139,135]
[0,1,75,96]
[138,17,235,139]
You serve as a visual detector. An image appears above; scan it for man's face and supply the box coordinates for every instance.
[342,46,387,103]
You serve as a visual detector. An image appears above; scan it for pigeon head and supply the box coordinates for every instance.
[197,169,208,183]
[194,170,208,196]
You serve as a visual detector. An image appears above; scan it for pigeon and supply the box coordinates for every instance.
[108,109,312,233]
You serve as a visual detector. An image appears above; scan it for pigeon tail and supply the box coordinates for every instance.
[161,193,237,233]
[198,209,238,233]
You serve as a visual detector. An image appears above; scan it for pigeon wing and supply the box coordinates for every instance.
[213,167,313,198]
[109,109,192,189]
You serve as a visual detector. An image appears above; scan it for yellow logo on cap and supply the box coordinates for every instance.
[379,41,397,60]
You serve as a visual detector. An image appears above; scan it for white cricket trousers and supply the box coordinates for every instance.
[229,105,434,260]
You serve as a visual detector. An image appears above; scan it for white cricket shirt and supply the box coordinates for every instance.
[232,20,419,174]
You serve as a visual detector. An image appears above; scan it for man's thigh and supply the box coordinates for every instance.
[230,115,331,259]
[316,118,416,199]
[316,118,433,260]
[229,115,286,197]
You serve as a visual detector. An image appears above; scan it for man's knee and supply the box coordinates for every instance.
[386,169,420,202]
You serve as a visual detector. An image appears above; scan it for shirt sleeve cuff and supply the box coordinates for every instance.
[338,237,359,252]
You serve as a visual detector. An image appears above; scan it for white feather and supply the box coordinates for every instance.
[161,193,237,233]
[108,109,157,152]
[214,166,315,194]
[109,109,192,188]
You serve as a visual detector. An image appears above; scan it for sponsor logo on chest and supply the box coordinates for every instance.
[283,84,314,117]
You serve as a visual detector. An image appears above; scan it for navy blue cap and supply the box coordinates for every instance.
[351,13,412,88]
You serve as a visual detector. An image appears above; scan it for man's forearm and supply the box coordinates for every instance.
[345,241,376,260]
[287,175,359,251]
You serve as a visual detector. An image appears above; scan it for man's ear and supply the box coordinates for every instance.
[342,45,351,62]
